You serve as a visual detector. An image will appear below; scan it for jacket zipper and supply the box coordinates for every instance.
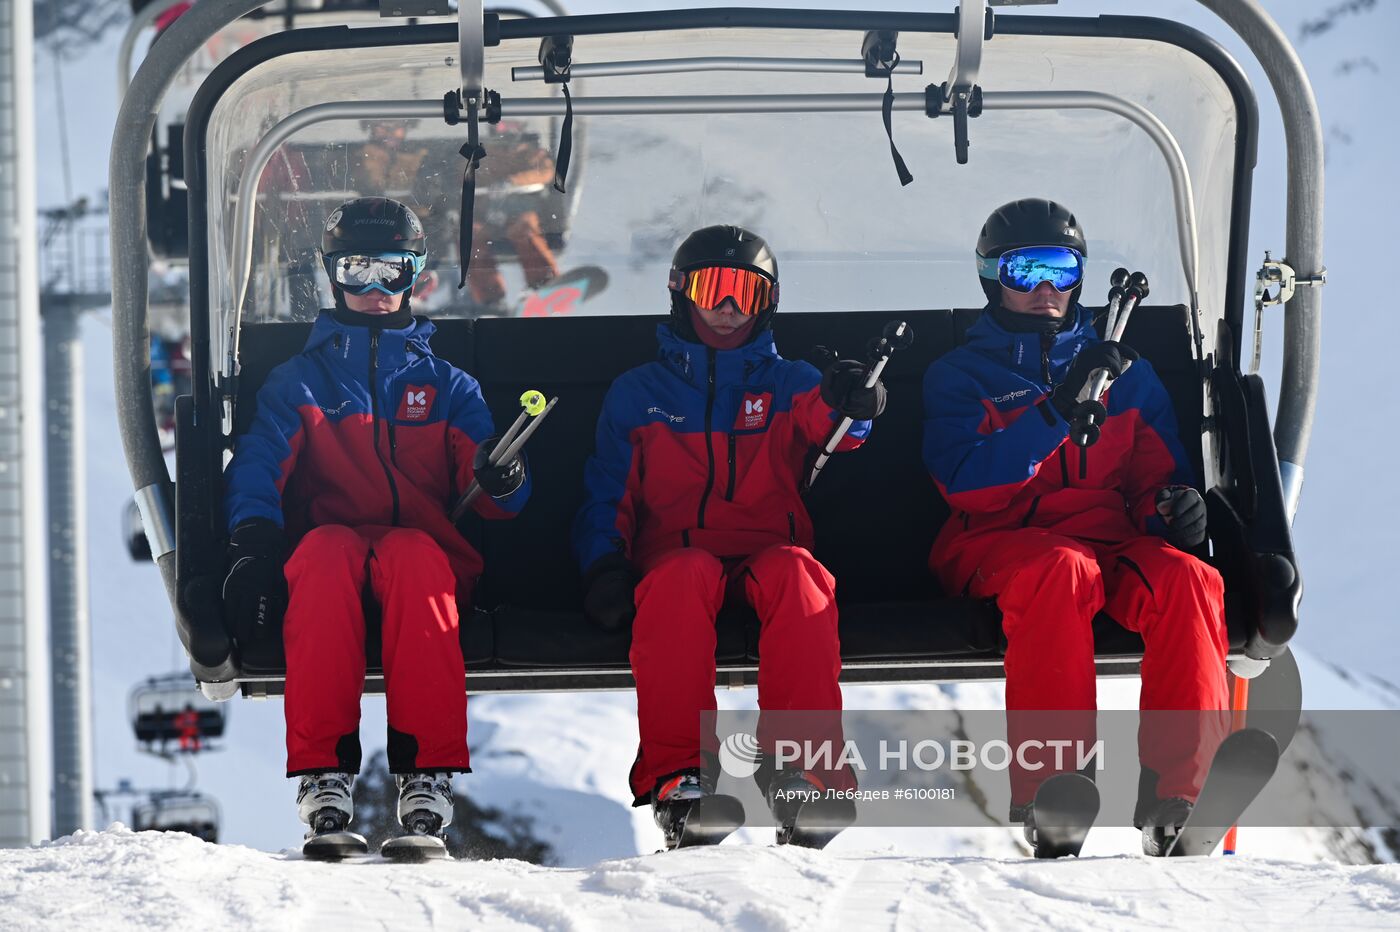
[1059,446,1070,488]
[787,512,796,544]
[725,434,737,501]
[368,331,401,526]
[1040,333,1053,384]
[696,350,717,529]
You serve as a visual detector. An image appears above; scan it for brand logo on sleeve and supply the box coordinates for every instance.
[735,392,773,431]
[397,384,437,421]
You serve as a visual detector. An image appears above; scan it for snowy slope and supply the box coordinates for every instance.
[5,828,1400,931]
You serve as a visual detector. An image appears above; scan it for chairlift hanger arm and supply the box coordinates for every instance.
[1195,0,1324,520]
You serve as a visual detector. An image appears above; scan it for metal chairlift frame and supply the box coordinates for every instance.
[110,1,1322,697]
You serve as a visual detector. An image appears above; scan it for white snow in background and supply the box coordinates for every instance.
[13,0,1400,926]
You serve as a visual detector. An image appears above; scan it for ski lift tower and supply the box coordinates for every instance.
[0,0,51,846]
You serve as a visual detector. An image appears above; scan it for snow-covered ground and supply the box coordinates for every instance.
[7,828,1400,931]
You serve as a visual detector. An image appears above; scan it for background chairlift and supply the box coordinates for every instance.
[110,2,1317,740]
[130,791,222,844]
[129,673,228,753]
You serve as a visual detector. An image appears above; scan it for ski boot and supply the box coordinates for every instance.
[653,770,745,851]
[382,772,454,861]
[764,769,855,850]
[297,772,367,860]
[1139,796,1193,858]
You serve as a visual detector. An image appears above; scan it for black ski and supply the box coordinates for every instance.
[1246,648,1303,754]
[380,833,449,862]
[662,794,746,850]
[776,795,857,850]
[1029,773,1100,859]
[302,830,369,861]
[1165,727,1280,857]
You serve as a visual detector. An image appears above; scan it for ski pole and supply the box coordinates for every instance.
[1221,672,1252,856]
[1102,267,1130,338]
[451,391,557,520]
[806,319,913,490]
[491,389,547,462]
[1070,271,1149,448]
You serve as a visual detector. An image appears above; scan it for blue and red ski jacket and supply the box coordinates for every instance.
[574,324,870,574]
[223,312,529,588]
[922,304,1194,562]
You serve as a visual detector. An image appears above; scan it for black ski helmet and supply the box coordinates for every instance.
[974,198,1088,305]
[322,197,427,311]
[669,225,779,341]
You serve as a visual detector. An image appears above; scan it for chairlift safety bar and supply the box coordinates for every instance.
[511,55,925,81]
[942,0,988,108]
[227,87,1203,379]
[460,0,485,103]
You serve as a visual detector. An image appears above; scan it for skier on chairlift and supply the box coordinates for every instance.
[921,198,1227,857]
[574,225,887,849]
[220,196,531,858]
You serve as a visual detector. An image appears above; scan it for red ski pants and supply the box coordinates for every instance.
[283,525,471,776]
[628,545,849,803]
[936,528,1229,804]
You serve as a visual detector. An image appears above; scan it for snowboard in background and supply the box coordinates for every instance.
[517,266,610,318]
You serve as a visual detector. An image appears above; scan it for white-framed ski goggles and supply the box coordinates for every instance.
[323,250,427,296]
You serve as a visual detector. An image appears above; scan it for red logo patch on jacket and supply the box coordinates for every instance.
[735,392,773,431]
[397,384,437,421]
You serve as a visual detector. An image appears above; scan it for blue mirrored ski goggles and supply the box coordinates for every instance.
[324,250,427,296]
[977,245,1086,294]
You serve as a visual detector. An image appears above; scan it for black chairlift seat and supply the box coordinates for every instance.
[130,675,228,745]
[210,303,1298,697]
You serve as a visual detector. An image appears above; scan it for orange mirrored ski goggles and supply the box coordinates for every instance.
[668,265,778,316]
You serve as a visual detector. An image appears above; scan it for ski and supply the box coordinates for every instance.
[1029,773,1100,859]
[1246,647,1303,754]
[380,833,450,862]
[1165,727,1280,857]
[776,795,857,850]
[661,794,746,851]
[301,830,369,861]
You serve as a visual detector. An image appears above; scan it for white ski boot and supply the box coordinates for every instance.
[381,772,454,861]
[297,772,367,860]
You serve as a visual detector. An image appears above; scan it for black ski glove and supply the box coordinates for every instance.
[821,359,888,420]
[582,552,637,631]
[222,518,288,646]
[1050,341,1139,421]
[472,436,527,499]
[1156,486,1207,549]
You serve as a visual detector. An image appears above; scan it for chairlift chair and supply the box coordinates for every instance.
[110,2,1318,717]
[129,672,228,750]
[131,790,222,843]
